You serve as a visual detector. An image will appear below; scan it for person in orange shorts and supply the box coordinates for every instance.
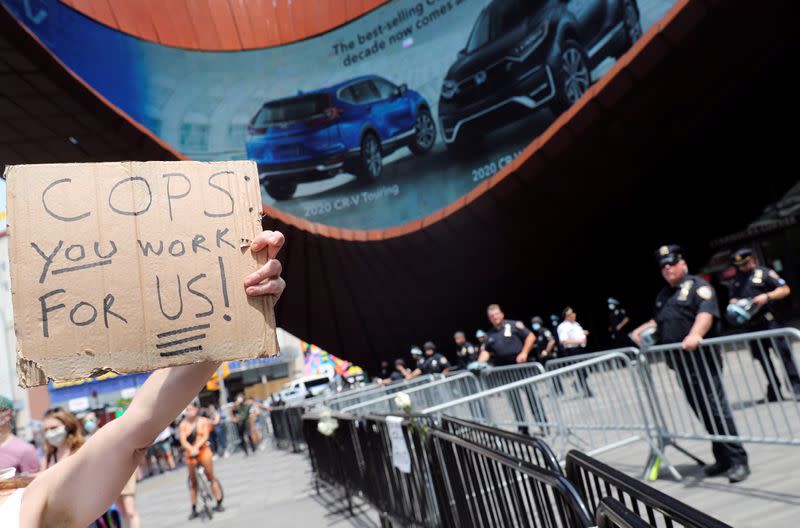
[179,400,224,519]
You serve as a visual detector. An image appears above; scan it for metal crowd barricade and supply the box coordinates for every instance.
[301,413,364,515]
[595,497,653,528]
[429,429,594,528]
[270,407,305,452]
[341,372,483,416]
[565,450,732,528]
[638,328,800,470]
[357,415,441,528]
[479,362,546,389]
[544,348,640,371]
[422,353,677,477]
[314,374,442,412]
[439,416,562,474]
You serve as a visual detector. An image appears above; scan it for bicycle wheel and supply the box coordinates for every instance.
[196,470,214,520]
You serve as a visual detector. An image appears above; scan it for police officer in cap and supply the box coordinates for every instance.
[479,304,547,434]
[411,342,450,376]
[729,248,800,401]
[632,245,749,483]
[453,331,478,369]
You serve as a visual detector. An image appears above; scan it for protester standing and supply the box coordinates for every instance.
[0,397,39,476]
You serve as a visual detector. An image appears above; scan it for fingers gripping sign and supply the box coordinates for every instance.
[244,230,286,300]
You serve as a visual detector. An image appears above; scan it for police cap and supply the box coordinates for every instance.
[531,316,544,326]
[655,244,684,267]
[394,358,406,367]
[475,329,486,339]
[731,248,753,267]
[410,346,422,356]
[423,341,436,351]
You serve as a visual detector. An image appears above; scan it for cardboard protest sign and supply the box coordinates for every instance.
[5,161,278,387]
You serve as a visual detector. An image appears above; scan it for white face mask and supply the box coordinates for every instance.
[45,426,67,447]
[237,396,244,403]
[609,304,616,310]
[84,420,98,434]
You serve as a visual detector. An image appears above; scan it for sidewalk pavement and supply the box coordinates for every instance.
[136,444,379,527]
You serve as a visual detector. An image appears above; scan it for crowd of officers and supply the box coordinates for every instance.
[376,245,800,484]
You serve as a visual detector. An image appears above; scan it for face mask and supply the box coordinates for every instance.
[532,324,541,331]
[609,304,616,310]
[237,396,244,403]
[84,420,97,434]
[45,426,67,447]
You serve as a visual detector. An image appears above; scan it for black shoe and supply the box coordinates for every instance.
[703,461,731,477]
[188,510,200,520]
[214,503,225,513]
[727,464,750,483]
[517,426,530,436]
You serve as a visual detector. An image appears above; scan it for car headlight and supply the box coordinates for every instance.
[511,23,547,59]
[441,79,458,99]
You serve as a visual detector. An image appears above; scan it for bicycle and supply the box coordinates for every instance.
[187,454,224,520]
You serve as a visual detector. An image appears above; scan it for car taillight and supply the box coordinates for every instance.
[247,124,266,135]
[306,107,344,127]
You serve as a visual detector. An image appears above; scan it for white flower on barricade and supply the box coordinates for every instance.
[317,418,338,437]
[316,406,339,437]
[394,392,412,411]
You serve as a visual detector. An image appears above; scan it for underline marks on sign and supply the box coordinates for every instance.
[157,323,209,357]
[51,260,113,275]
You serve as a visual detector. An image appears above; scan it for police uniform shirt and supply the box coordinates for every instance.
[421,353,449,374]
[390,369,408,381]
[731,266,786,322]
[654,275,720,344]
[533,327,555,354]
[455,341,477,366]
[557,320,586,350]
[484,320,530,366]
[608,306,627,331]
[415,357,425,371]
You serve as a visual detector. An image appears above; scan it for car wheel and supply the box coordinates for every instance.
[264,181,297,201]
[552,40,591,114]
[620,0,642,53]
[410,107,436,155]
[356,132,382,182]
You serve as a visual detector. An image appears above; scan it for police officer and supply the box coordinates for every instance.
[478,304,547,434]
[533,315,563,394]
[411,342,450,376]
[475,329,488,352]
[531,316,556,361]
[729,248,800,401]
[386,359,412,383]
[409,346,424,377]
[453,331,478,369]
[632,245,749,483]
[607,297,631,347]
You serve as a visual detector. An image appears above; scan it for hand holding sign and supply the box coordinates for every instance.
[5,161,279,387]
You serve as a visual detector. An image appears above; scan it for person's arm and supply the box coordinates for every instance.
[21,230,285,528]
[755,284,791,306]
[616,316,630,332]
[682,312,714,351]
[630,319,657,346]
[178,421,197,456]
[409,368,423,378]
[192,418,211,450]
[516,332,536,363]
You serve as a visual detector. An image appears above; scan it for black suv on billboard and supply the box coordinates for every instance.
[438,0,641,152]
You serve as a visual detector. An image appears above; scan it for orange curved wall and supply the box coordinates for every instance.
[61,0,389,50]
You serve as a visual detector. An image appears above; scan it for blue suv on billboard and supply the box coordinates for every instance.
[246,75,436,200]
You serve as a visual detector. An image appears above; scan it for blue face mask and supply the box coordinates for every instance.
[532,324,541,331]
[84,420,97,434]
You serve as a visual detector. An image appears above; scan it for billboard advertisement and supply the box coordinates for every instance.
[3,0,676,230]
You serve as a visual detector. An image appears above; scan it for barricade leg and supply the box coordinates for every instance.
[675,359,748,468]
[771,334,800,394]
[750,338,785,400]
